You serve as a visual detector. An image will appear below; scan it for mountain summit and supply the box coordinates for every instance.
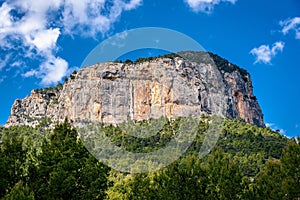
[5,51,264,127]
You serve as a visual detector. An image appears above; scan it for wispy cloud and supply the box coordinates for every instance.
[250,41,284,64]
[280,17,300,39]
[0,54,11,71]
[266,122,287,136]
[0,0,142,85]
[184,0,237,13]
[0,77,5,84]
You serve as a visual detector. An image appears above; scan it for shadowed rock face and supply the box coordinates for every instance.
[5,52,265,128]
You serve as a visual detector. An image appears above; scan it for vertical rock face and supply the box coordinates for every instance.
[6,89,60,127]
[5,52,265,128]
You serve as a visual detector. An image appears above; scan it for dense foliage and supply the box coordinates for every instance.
[0,118,299,199]
[34,83,63,94]
[0,121,109,200]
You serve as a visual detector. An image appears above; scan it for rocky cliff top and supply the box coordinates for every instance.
[5,51,265,128]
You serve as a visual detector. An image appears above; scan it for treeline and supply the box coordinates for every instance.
[0,118,299,199]
[114,53,181,64]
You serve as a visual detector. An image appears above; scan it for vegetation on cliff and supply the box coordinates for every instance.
[113,51,249,79]
[0,117,299,199]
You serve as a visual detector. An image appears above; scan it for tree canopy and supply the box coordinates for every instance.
[0,117,299,199]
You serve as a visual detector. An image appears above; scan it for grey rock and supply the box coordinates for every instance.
[5,52,265,128]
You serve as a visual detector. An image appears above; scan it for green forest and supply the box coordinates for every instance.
[0,117,299,199]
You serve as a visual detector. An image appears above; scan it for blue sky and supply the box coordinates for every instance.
[0,0,299,137]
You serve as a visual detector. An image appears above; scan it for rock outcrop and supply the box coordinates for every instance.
[5,51,265,128]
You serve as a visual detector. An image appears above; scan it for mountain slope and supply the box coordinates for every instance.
[1,117,296,199]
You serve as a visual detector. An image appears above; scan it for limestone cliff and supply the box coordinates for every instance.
[5,51,265,128]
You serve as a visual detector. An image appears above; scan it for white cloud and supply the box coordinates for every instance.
[62,0,142,37]
[266,122,287,136]
[0,0,142,85]
[265,123,274,128]
[124,0,142,10]
[23,56,68,85]
[250,41,284,64]
[280,17,300,39]
[110,31,129,47]
[40,57,69,85]
[11,61,23,67]
[0,3,13,29]
[184,0,237,13]
[30,28,61,53]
